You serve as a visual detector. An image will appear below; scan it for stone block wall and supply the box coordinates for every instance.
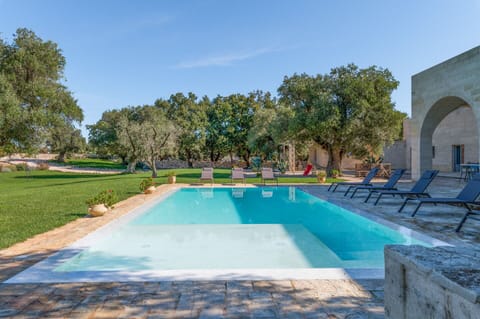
[309,144,363,169]
[432,105,479,171]
[383,141,407,170]
[384,245,480,319]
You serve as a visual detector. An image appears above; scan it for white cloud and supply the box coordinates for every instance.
[174,47,276,69]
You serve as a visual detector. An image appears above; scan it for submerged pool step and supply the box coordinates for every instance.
[57,224,344,271]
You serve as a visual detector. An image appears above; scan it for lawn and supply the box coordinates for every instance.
[0,169,340,249]
[49,158,127,170]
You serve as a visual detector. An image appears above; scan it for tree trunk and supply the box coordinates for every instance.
[57,151,66,163]
[326,146,343,177]
[151,165,157,178]
[150,156,158,178]
[210,149,215,162]
[242,151,251,168]
[126,160,137,173]
[186,150,193,168]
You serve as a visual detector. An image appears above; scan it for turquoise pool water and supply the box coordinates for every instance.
[56,187,429,272]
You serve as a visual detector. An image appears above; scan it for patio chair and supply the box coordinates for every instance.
[231,168,245,184]
[328,167,379,194]
[261,167,278,186]
[199,167,214,184]
[406,174,480,232]
[348,169,406,199]
[369,170,439,209]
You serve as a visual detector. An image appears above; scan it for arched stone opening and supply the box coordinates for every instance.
[419,96,479,173]
[409,46,480,180]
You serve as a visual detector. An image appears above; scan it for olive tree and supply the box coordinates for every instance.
[278,64,405,176]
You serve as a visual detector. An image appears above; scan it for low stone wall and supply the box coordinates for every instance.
[384,245,480,319]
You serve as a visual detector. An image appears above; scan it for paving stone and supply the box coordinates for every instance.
[0,308,20,318]
[226,281,253,293]
[251,307,278,318]
[198,306,225,318]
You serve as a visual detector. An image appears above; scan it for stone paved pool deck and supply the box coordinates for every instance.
[0,177,478,318]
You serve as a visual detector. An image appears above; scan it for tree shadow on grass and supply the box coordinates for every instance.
[15,173,117,180]
[169,172,232,179]
[18,175,145,189]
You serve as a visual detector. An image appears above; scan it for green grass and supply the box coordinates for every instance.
[49,158,126,170]
[0,169,341,249]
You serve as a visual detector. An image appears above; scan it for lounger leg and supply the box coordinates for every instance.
[328,183,335,191]
[332,184,339,192]
[398,198,412,213]
[411,202,424,217]
[374,193,384,206]
[350,188,359,199]
[344,186,353,196]
[364,191,375,203]
[456,210,471,232]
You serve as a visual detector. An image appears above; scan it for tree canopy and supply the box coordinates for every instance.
[278,64,405,175]
[0,28,84,157]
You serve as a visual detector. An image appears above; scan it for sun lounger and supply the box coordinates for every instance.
[231,168,245,184]
[328,167,379,193]
[368,170,439,209]
[405,174,480,232]
[200,167,214,184]
[261,167,278,186]
[348,169,406,199]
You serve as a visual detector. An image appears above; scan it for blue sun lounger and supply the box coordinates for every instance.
[368,170,439,209]
[328,167,379,194]
[348,168,406,199]
[406,173,480,232]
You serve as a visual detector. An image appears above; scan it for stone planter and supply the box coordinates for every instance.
[317,176,326,183]
[167,176,176,184]
[144,186,156,194]
[88,204,108,217]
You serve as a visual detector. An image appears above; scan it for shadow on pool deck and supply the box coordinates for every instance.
[0,275,385,318]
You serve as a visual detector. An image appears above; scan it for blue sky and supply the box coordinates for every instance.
[1,0,480,136]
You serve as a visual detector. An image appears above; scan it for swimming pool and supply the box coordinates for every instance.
[6,187,446,283]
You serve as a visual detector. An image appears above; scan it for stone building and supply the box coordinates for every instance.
[408,46,480,179]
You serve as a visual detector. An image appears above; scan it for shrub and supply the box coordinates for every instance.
[85,189,118,208]
[38,162,50,170]
[139,177,155,192]
[166,171,176,177]
[330,169,340,177]
[15,163,27,171]
[317,170,326,178]
[276,160,288,174]
[251,157,262,172]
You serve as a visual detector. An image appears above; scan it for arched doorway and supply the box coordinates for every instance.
[409,46,480,180]
[419,96,479,173]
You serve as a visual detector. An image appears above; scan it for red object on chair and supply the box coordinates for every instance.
[303,164,313,176]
